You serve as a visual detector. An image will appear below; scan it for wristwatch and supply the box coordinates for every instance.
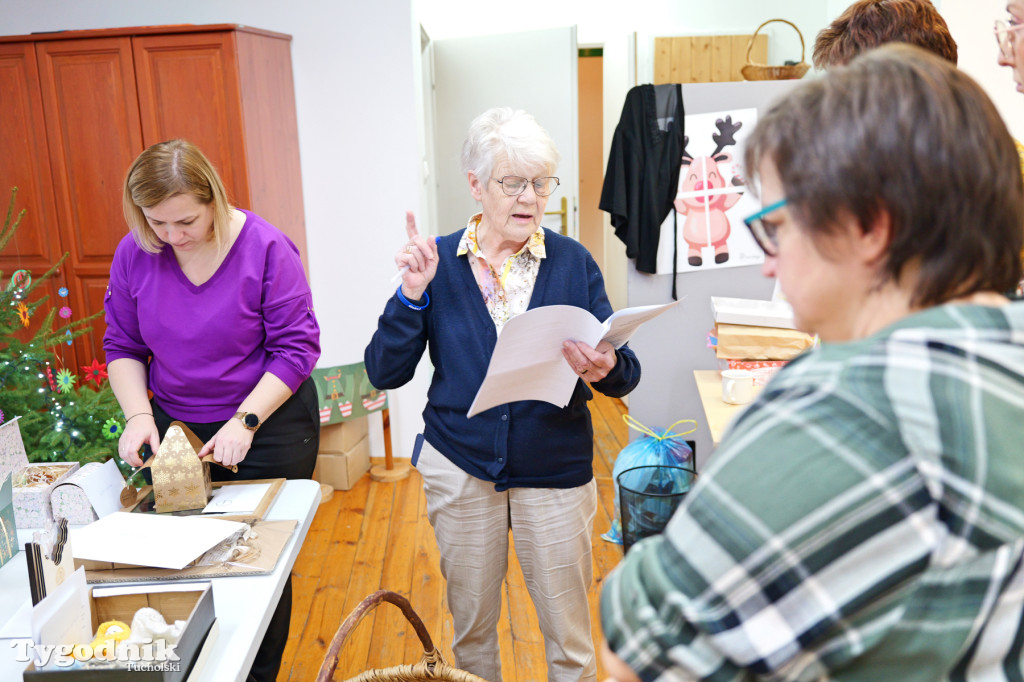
[233,411,261,431]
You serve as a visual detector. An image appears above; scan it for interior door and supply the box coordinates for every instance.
[432,27,579,239]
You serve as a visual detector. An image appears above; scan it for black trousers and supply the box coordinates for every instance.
[151,376,320,682]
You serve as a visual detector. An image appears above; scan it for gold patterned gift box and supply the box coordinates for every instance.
[152,422,213,513]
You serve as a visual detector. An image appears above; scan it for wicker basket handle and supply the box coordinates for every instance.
[316,590,435,682]
[745,18,806,64]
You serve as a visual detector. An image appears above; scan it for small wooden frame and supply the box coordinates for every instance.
[120,478,285,524]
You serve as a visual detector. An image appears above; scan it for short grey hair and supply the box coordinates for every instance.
[460,107,560,182]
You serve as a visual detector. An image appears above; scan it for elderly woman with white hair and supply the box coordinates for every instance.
[366,107,641,681]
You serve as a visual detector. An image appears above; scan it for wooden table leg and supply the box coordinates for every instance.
[369,408,410,482]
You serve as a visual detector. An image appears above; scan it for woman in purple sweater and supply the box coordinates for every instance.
[103,139,320,682]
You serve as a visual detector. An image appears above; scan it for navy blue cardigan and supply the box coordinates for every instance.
[365,228,641,491]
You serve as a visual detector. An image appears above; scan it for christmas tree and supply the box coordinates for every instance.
[0,187,124,468]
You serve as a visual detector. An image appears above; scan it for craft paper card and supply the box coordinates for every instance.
[201,483,270,515]
[468,300,680,417]
[656,108,764,274]
[69,512,244,570]
[0,472,16,568]
[30,566,91,670]
[74,458,126,518]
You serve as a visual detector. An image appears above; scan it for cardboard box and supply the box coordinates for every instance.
[14,463,80,528]
[318,417,368,454]
[714,322,814,360]
[313,435,369,490]
[710,296,796,329]
[25,581,215,681]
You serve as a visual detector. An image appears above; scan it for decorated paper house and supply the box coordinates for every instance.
[3,414,80,528]
[152,422,213,513]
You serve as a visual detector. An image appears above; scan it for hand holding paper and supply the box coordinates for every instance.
[468,299,680,417]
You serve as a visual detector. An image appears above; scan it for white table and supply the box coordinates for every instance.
[0,478,322,681]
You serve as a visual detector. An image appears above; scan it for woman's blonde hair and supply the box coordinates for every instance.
[122,139,233,254]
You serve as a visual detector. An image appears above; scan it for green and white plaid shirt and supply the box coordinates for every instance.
[602,302,1024,681]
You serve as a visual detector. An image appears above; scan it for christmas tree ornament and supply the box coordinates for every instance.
[58,306,72,319]
[0,187,122,468]
[58,287,68,297]
[55,369,76,394]
[102,418,122,440]
[81,359,108,388]
[9,270,31,290]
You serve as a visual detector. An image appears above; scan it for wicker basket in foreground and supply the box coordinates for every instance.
[741,18,811,81]
[316,590,490,682]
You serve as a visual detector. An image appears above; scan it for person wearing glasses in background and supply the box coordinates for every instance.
[996,0,1024,296]
[600,45,1024,681]
[366,107,640,682]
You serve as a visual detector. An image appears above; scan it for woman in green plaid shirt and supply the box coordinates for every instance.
[601,45,1024,681]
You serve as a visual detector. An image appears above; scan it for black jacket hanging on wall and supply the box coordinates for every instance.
[599,83,685,275]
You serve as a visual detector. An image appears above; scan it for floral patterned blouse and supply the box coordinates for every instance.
[458,213,546,333]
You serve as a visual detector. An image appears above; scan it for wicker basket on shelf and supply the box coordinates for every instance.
[741,19,811,81]
[316,590,490,682]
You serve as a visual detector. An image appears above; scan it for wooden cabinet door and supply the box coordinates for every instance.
[132,31,252,210]
[35,37,145,367]
[0,43,68,366]
[0,43,59,272]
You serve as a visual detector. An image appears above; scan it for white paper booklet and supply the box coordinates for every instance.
[467,300,680,418]
[69,512,244,570]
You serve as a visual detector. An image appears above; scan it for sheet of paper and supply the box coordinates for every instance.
[69,512,244,570]
[467,301,680,418]
[202,483,270,515]
[600,300,681,348]
[76,459,127,518]
[30,566,91,669]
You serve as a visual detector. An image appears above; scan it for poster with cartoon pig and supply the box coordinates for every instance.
[655,108,764,274]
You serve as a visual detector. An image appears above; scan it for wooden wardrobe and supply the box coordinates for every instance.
[0,23,307,373]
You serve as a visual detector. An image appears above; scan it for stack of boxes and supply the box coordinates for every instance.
[313,417,371,491]
[710,296,816,384]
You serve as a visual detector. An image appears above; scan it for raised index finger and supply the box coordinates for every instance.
[405,211,419,241]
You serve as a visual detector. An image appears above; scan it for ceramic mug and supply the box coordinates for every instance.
[721,369,755,405]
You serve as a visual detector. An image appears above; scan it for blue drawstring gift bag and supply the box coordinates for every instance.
[601,416,697,544]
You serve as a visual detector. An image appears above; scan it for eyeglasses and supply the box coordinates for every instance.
[743,198,788,256]
[994,20,1024,61]
[492,176,560,197]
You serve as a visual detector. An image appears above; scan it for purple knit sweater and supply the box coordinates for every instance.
[103,210,320,421]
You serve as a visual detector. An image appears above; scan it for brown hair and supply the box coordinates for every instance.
[745,44,1023,307]
[122,139,233,254]
[813,0,957,69]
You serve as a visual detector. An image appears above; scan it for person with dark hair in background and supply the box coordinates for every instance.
[813,0,956,68]
[601,45,1024,681]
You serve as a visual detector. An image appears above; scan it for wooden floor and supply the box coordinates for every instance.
[279,392,630,681]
